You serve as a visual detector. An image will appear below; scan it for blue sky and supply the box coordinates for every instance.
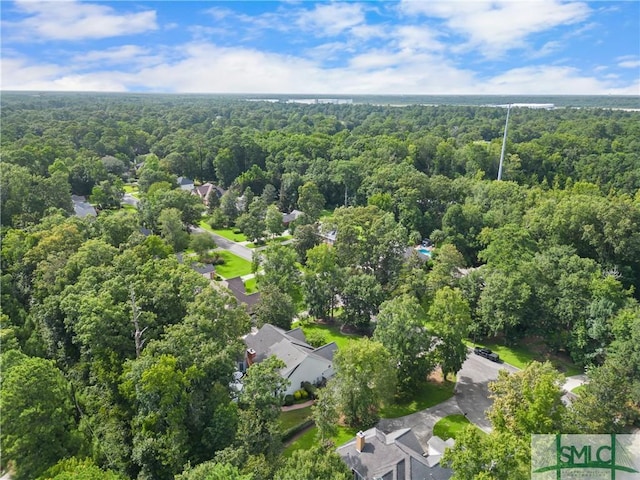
[1,0,639,94]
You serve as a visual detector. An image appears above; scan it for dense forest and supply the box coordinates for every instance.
[1,93,639,480]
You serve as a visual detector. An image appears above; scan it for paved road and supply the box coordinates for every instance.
[455,353,518,432]
[192,227,254,261]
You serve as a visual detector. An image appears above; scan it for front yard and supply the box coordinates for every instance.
[213,250,252,279]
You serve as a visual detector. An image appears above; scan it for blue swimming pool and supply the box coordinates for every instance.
[416,246,432,257]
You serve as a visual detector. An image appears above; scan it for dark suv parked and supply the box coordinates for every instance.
[473,346,500,363]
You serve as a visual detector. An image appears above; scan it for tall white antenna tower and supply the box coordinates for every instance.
[497,104,511,181]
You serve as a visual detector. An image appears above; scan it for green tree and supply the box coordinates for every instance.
[176,462,253,480]
[373,294,435,392]
[488,361,565,436]
[292,223,320,264]
[158,207,189,252]
[1,353,81,480]
[236,198,266,243]
[302,244,342,320]
[265,204,285,238]
[256,244,299,295]
[442,428,530,480]
[341,273,384,330]
[297,181,325,223]
[254,284,296,330]
[122,354,194,480]
[330,339,396,428]
[38,457,122,480]
[220,190,239,223]
[429,287,471,380]
[273,446,351,480]
[189,232,217,259]
[237,356,289,459]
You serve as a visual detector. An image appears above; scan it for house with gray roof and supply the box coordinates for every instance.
[71,195,97,218]
[337,428,453,480]
[177,176,195,191]
[243,324,337,395]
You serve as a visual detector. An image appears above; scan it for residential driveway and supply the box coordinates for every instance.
[377,397,461,450]
[376,353,518,447]
[455,353,518,432]
[122,193,139,207]
[192,227,254,261]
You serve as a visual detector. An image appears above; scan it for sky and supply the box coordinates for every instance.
[1,0,639,95]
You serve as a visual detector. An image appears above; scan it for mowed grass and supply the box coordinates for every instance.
[244,277,258,294]
[198,221,248,243]
[213,251,252,279]
[467,339,582,376]
[246,235,293,248]
[380,379,455,419]
[298,322,362,350]
[433,414,476,441]
[283,425,359,458]
[279,406,313,431]
[213,228,248,243]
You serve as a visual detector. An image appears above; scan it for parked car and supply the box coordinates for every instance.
[474,346,500,363]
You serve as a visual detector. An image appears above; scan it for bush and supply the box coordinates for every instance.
[304,330,328,348]
[301,381,318,399]
[282,418,314,442]
[294,391,301,401]
[284,394,295,406]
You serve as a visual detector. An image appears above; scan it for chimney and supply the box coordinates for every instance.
[355,431,366,453]
[246,348,256,366]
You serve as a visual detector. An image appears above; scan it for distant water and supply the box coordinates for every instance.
[244,94,640,109]
[3,92,639,109]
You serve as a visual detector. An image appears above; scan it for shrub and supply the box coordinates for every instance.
[294,391,301,401]
[284,394,295,406]
[301,381,317,399]
[305,330,328,348]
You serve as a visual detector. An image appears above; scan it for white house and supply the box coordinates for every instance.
[243,324,337,396]
[177,176,195,191]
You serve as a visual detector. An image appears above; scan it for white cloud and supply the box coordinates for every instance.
[296,3,366,36]
[617,56,640,69]
[394,25,445,53]
[482,65,637,95]
[0,57,128,91]
[5,0,157,41]
[401,0,591,57]
[74,45,151,65]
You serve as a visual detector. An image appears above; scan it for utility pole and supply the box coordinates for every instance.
[497,104,511,181]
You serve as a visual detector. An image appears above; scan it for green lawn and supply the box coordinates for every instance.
[122,204,136,211]
[571,384,586,395]
[433,414,475,441]
[279,406,313,431]
[380,379,455,419]
[123,185,138,193]
[298,322,362,350]
[198,222,248,243]
[283,425,359,458]
[213,251,252,279]
[246,235,293,248]
[467,339,582,376]
[244,277,258,294]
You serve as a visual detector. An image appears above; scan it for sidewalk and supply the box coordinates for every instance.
[281,399,314,412]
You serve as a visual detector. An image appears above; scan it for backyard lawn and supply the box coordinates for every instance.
[380,378,455,419]
[246,235,293,248]
[279,406,312,431]
[213,251,252,279]
[282,425,359,458]
[433,414,479,441]
[297,321,363,350]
